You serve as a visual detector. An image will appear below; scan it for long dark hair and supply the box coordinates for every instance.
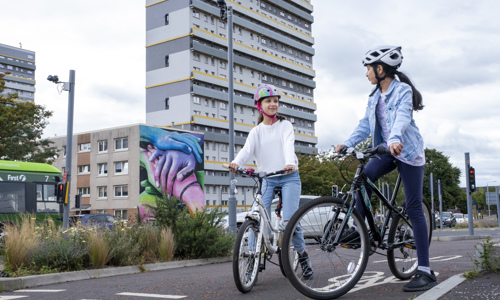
[374,63,424,111]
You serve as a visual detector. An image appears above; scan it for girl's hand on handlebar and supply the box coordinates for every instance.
[228,162,239,173]
[389,142,403,156]
[335,144,346,154]
[283,164,296,175]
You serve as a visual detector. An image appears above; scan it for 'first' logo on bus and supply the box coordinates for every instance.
[7,174,26,181]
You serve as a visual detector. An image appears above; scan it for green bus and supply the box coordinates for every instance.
[0,160,63,214]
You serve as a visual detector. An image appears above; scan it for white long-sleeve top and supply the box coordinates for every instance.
[232,120,298,174]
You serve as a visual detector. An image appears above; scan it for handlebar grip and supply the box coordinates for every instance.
[222,163,229,169]
[376,145,392,155]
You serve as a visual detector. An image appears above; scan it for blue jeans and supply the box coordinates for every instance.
[355,153,430,267]
[249,172,306,252]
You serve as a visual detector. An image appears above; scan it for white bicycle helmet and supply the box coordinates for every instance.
[362,45,403,68]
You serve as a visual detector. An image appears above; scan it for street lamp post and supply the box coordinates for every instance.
[217,0,237,234]
[487,181,496,217]
[47,70,76,229]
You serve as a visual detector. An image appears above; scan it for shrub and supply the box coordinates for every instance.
[88,230,112,268]
[148,195,235,259]
[104,224,141,266]
[158,227,175,261]
[3,215,38,271]
[31,230,89,272]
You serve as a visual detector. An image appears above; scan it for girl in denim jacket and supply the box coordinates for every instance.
[335,46,437,292]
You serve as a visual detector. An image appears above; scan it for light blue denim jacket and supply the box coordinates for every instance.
[344,79,424,161]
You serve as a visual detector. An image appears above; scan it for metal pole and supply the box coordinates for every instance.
[495,185,500,228]
[430,173,435,229]
[63,70,75,229]
[438,179,443,230]
[487,182,490,217]
[464,153,474,235]
[225,6,237,234]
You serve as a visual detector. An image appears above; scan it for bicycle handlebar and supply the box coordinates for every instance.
[222,163,297,178]
[335,145,391,160]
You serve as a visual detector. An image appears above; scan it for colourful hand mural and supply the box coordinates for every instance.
[139,126,204,216]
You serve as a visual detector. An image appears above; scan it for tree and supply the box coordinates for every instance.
[298,150,342,196]
[423,149,466,213]
[0,73,58,163]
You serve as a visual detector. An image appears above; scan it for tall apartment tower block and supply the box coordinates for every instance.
[145,0,317,209]
[0,43,36,102]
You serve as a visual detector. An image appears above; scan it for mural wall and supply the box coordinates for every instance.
[139,126,204,216]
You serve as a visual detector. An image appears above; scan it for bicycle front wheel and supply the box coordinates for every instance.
[279,234,298,277]
[281,196,370,300]
[387,198,433,280]
[233,219,261,293]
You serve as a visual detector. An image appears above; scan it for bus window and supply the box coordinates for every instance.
[36,183,59,213]
[0,182,26,213]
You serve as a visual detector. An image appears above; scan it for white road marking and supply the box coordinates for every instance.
[14,289,65,293]
[116,292,186,299]
[373,254,462,264]
[0,296,28,299]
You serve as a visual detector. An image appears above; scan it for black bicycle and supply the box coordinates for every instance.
[281,146,432,299]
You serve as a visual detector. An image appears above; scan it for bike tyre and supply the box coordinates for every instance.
[282,196,370,299]
[387,198,433,280]
[233,219,260,293]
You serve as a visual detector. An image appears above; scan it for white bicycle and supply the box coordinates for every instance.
[223,164,299,293]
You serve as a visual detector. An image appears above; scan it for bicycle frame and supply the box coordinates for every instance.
[244,181,283,256]
[326,154,414,251]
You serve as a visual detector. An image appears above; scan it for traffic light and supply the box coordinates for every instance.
[56,181,69,204]
[75,194,81,209]
[468,166,476,192]
[332,185,338,197]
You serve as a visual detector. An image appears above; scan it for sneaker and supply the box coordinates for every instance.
[298,251,314,278]
[338,227,360,244]
[402,270,438,292]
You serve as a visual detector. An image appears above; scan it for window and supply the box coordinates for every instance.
[220,61,227,69]
[98,186,107,198]
[115,161,128,174]
[164,55,169,67]
[78,165,90,174]
[261,38,267,44]
[221,186,228,193]
[165,97,169,110]
[220,102,227,109]
[114,185,128,197]
[193,53,201,61]
[62,146,67,157]
[78,187,90,195]
[79,143,91,152]
[193,96,201,104]
[193,11,200,18]
[114,210,128,221]
[98,140,108,152]
[221,144,228,151]
[98,163,108,176]
[96,210,106,214]
[115,138,128,151]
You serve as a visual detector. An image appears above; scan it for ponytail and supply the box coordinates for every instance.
[395,70,424,111]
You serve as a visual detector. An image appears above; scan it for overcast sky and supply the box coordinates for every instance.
[3,1,500,187]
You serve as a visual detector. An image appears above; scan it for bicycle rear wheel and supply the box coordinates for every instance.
[233,219,261,293]
[387,198,433,280]
[281,196,370,299]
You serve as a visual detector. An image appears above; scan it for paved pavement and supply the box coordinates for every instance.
[0,228,499,299]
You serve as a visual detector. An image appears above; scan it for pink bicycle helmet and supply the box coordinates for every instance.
[253,84,281,105]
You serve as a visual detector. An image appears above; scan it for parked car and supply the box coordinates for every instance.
[69,214,115,229]
[454,213,466,224]
[222,195,319,230]
[437,212,456,228]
